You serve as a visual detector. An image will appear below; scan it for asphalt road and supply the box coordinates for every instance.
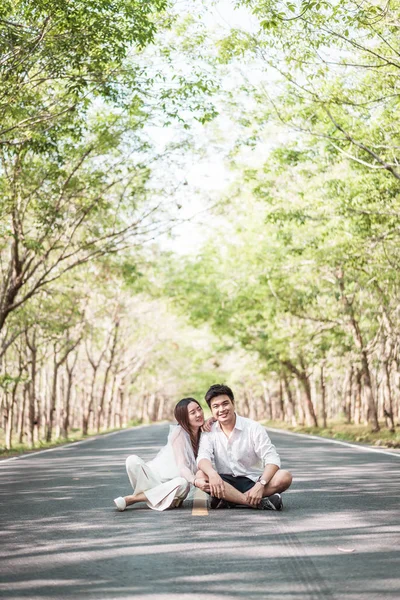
[0,423,399,600]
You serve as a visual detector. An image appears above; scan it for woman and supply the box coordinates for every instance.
[114,398,209,512]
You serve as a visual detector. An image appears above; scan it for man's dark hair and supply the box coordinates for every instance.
[205,384,234,408]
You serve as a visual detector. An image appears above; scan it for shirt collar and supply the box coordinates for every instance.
[234,414,244,430]
[215,413,243,432]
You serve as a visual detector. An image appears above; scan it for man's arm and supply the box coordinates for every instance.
[245,425,281,506]
[197,459,225,498]
[245,464,279,505]
[197,433,225,498]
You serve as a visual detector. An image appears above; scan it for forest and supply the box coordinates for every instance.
[1,0,400,453]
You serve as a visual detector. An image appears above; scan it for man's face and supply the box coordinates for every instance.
[209,394,235,425]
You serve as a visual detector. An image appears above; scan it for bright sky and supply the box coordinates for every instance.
[148,0,261,255]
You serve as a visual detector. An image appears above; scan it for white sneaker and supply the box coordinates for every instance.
[114,496,126,511]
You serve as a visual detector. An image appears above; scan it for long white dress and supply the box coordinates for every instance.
[125,425,197,511]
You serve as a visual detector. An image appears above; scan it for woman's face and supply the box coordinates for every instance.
[187,401,204,430]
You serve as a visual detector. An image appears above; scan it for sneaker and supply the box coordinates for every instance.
[114,496,126,511]
[258,493,283,511]
[210,497,235,509]
[210,495,220,509]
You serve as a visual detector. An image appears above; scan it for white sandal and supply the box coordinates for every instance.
[114,496,127,511]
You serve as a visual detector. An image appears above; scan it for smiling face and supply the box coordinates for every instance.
[209,394,235,426]
[187,401,205,430]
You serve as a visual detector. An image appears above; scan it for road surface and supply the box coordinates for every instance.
[0,423,399,599]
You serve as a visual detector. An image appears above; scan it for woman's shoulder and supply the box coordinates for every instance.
[168,424,188,441]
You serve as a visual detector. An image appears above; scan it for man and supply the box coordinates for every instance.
[197,384,292,511]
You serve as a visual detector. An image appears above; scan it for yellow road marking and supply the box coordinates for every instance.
[191,488,209,516]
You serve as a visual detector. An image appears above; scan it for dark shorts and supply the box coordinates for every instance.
[219,474,255,493]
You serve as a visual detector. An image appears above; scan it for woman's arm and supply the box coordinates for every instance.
[193,469,210,492]
[171,429,196,483]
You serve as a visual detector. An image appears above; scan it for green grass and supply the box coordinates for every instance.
[0,420,143,459]
[262,420,400,448]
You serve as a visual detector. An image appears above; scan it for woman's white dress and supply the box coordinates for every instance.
[125,425,197,511]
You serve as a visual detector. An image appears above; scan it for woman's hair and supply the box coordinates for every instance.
[174,397,202,457]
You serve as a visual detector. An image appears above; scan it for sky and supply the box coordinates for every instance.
[147,0,261,255]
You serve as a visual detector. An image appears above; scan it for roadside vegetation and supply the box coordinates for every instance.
[263,421,400,449]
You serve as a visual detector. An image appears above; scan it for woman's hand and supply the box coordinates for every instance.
[202,417,216,432]
[208,472,225,498]
[194,478,210,492]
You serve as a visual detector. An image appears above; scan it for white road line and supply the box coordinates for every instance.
[0,423,157,465]
[266,427,400,459]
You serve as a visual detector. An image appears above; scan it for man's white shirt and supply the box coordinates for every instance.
[197,414,281,482]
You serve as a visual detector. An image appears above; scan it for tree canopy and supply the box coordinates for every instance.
[1,0,400,451]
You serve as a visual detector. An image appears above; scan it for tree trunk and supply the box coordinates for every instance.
[26,332,37,448]
[83,367,98,435]
[354,369,362,425]
[282,359,318,427]
[148,392,157,422]
[241,385,250,418]
[4,392,14,450]
[261,381,272,421]
[6,378,20,449]
[106,371,118,429]
[320,364,327,429]
[157,395,165,421]
[360,350,379,431]
[343,366,353,424]
[382,359,395,432]
[247,387,256,421]
[62,366,74,439]
[278,377,285,421]
[282,371,297,426]
[18,382,28,444]
[294,378,305,425]
[337,270,379,431]
[46,353,59,443]
[96,320,119,432]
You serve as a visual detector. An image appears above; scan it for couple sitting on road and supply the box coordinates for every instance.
[114,384,292,512]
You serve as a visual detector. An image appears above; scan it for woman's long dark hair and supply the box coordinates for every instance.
[174,397,202,457]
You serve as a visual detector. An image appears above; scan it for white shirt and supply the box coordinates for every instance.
[197,414,281,482]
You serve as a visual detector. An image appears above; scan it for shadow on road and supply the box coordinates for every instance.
[0,425,399,599]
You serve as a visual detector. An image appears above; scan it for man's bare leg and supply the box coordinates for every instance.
[262,470,292,497]
[196,472,252,507]
[222,481,252,506]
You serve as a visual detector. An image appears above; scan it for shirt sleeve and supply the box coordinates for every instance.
[196,432,214,467]
[170,427,196,483]
[253,424,281,468]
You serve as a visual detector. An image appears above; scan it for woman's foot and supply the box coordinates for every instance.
[114,496,127,511]
[171,497,184,508]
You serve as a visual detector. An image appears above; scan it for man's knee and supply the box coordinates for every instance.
[278,469,293,490]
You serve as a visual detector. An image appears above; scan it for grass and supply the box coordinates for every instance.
[262,420,400,448]
[0,419,143,459]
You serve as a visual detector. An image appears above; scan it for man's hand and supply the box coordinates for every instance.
[194,478,210,492]
[208,472,225,498]
[202,417,216,432]
[245,482,264,506]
